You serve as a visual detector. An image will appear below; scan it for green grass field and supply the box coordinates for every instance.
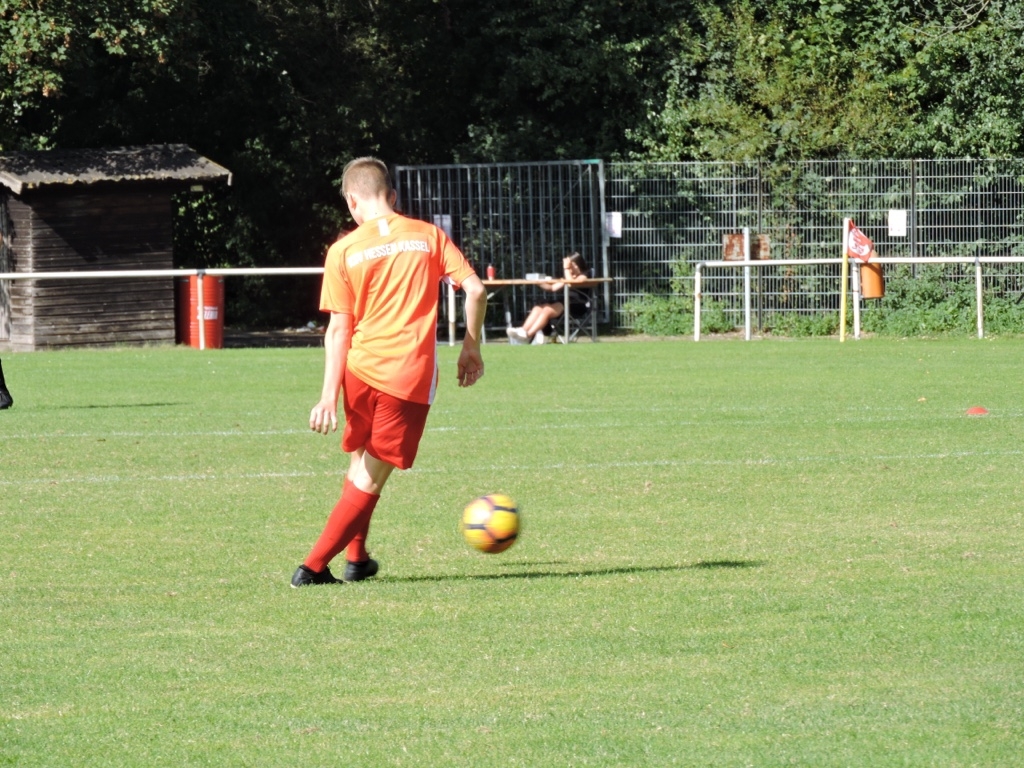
[2,338,1023,766]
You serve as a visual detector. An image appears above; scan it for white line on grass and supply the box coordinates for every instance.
[2,408,1013,442]
[1,429,313,439]
[2,448,1021,487]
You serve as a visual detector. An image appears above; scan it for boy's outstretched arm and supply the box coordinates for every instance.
[310,312,353,433]
[457,274,486,388]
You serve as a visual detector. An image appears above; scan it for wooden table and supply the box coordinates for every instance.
[445,277,613,345]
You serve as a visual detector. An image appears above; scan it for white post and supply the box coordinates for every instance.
[197,271,206,351]
[976,257,984,339]
[840,219,851,343]
[743,227,752,341]
[448,283,456,346]
[853,261,862,340]
[694,263,703,342]
[563,283,570,344]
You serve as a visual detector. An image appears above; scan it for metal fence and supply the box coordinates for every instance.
[606,159,1024,329]
[389,159,1024,332]
[7,159,1022,342]
[394,161,608,331]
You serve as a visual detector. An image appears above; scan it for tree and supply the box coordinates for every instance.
[640,0,1024,162]
[0,0,185,148]
[900,0,1024,157]
[641,1,917,161]
[438,0,688,161]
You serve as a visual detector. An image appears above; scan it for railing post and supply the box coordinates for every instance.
[976,257,984,339]
[840,219,851,343]
[196,270,206,351]
[564,283,570,343]
[448,283,456,346]
[743,227,752,341]
[694,263,703,342]
[853,261,862,340]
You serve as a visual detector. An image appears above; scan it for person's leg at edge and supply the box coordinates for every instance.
[521,303,563,338]
[0,358,11,409]
[303,447,394,574]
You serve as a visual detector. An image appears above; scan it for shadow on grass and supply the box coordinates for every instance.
[389,559,764,584]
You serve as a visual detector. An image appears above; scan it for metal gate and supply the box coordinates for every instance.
[394,161,609,333]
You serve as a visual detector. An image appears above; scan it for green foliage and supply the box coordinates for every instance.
[623,294,694,336]
[446,0,684,161]
[641,0,1024,161]
[862,265,1024,336]
[642,1,916,161]
[7,0,1024,328]
[900,1,1024,157]
[623,255,736,336]
[767,311,841,337]
[0,0,183,148]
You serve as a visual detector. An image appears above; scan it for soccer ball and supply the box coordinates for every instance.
[461,494,520,554]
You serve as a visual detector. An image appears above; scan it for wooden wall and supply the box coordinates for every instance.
[0,196,10,342]
[5,184,177,351]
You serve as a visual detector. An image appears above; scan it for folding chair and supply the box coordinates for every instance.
[548,275,598,343]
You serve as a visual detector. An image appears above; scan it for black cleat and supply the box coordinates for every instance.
[0,388,11,410]
[290,564,342,588]
[343,558,379,582]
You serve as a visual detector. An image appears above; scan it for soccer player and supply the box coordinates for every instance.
[0,357,12,410]
[291,157,487,587]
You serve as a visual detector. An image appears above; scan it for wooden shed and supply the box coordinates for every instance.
[0,144,231,351]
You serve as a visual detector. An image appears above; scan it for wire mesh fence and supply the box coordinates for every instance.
[394,159,1024,334]
[606,159,1024,330]
[394,161,606,332]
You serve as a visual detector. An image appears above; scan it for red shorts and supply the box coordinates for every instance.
[342,369,431,470]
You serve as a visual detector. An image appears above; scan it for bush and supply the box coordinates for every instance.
[862,265,1024,336]
[624,295,694,336]
[766,312,840,337]
[622,255,736,336]
[623,294,735,336]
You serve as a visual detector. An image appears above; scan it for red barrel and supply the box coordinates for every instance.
[175,275,225,349]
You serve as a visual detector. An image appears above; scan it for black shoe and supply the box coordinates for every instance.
[344,558,379,582]
[0,388,11,410]
[290,564,342,588]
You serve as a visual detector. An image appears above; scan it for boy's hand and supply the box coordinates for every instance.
[457,344,484,387]
[310,400,339,433]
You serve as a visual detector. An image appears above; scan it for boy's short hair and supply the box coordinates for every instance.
[342,157,393,199]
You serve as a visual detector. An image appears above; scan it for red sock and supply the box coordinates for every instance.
[304,479,380,573]
[346,520,371,564]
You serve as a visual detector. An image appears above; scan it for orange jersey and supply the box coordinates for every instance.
[320,214,476,404]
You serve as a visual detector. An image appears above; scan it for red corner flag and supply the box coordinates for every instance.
[846,222,874,263]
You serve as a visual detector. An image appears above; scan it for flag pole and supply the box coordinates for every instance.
[840,218,851,343]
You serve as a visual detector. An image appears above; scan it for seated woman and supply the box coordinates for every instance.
[506,252,590,345]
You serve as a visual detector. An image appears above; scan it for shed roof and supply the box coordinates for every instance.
[0,144,232,195]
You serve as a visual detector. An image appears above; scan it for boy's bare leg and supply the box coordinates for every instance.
[347,447,396,494]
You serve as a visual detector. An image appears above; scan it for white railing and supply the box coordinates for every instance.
[0,267,324,350]
[693,256,1024,342]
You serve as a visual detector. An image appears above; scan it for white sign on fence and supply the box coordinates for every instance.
[604,211,622,239]
[888,209,908,237]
